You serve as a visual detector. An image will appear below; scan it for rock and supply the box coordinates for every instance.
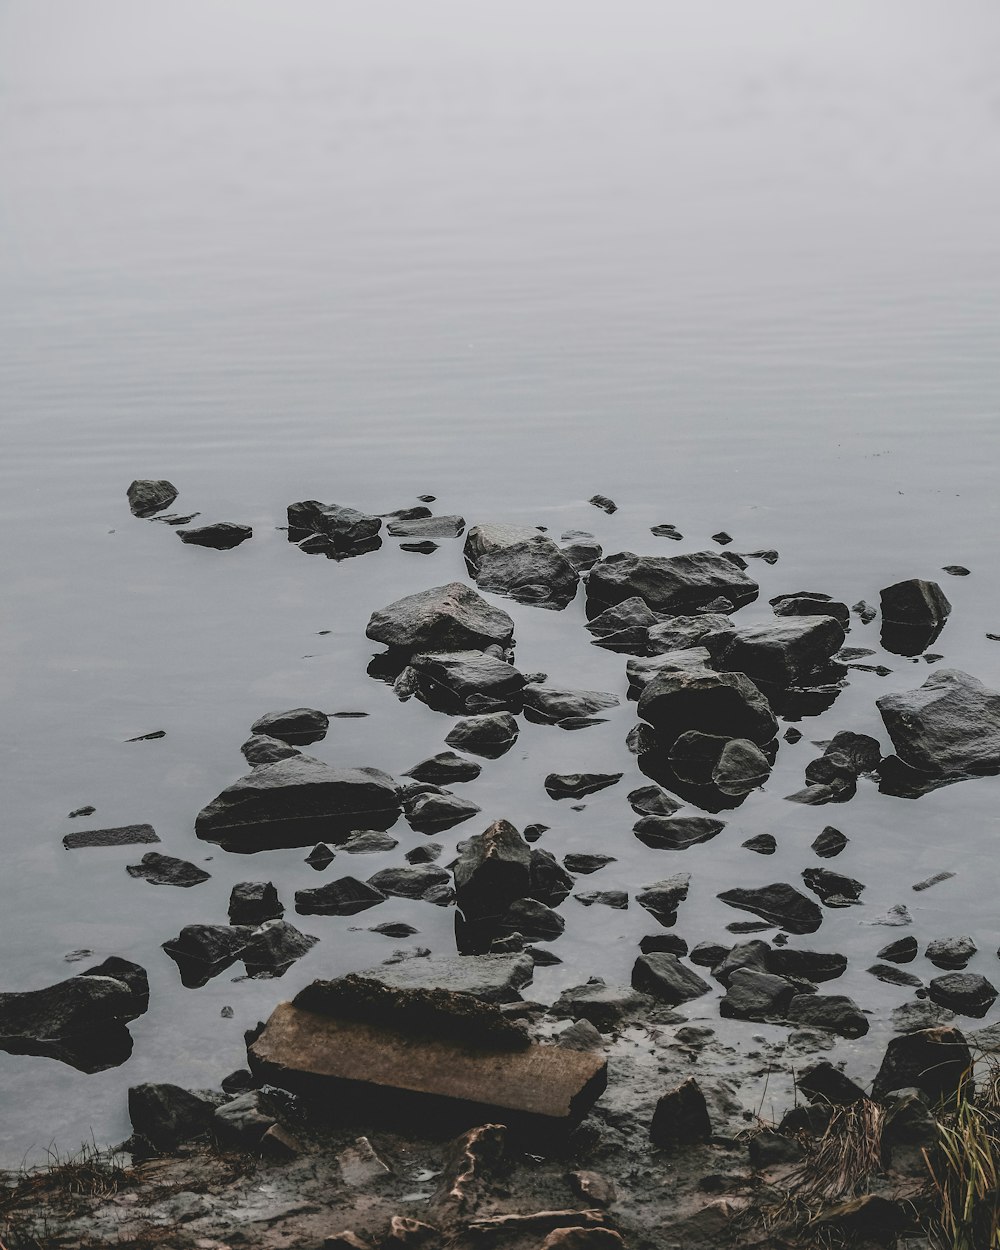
[555,1020,605,1051]
[637,875,691,926]
[812,1195,904,1239]
[928,972,998,1017]
[873,1026,972,1101]
[260,1122,302,1159]
[766,948,847,982]
[711,940,770,986]
[748,1130,805,1168]
[371,922,419,939]
[540,1231,623,1250]
[879,936,918,964]
[707,615,846,687]
[295,877,386,916]
[368,583,515,657]
[881,1092,939,1174]
[638,666,777,746]
[562,537,604,573]
[878,669,1000,777]
[719,970,796,1021]
[802,867,865,904]
[343,830,399,854]
[385,1217,439,1246]
[196,756,401,851]
[892,1001,956,1033]
[632,954,710,1006]
[287,500,381,549]
[633,815,725,851]
[926,936,977,969]
[431,1122,507,1215]
[690,942,730,968]
[306,843,335,870]
[338,1136,391,1186]
[646,614,731,654]
[410,651,525,714]
[586,597,661,637]
[241,734,302,765]
[353,954,534,1004]
[717,884,822,934]
[545,773,622,800]
[454,819,532,936]
[228,881,283,925]
[627,647,715,697]
[650,1077,712,1146]
[880,578,952,625]
[743,834,776,854]
[162,925,252,986]
[770,592,850,625]
[811,826,848,858]
[712,738,771,794]
[587,550,758,614]
[242,920,318,975]
[445,712,519,758]
[0,959,149,1071]
[912,870,956,891]
[126,852,210,887]
[127,479,179,516]
[405,752,481,784]
[406,843,442,865]
[368,865,452,902]
[786,994,869,1037]
[411,793,483,835]
[528,849,574,907]
[569,1170,615,1208]
[499,898,564,942]
[63,823,159,850]
[213,1090,277,1148]
[220,1069,256,1094]
[564,854,615,875]
[589,494,617,513]
[795,1062,866,1106]
[178,522,251,549]
[128,1083,218,1150]
[387,514,465,538]
[550,978,649,1031]
[250,708,329,746]
[627,785,681,818]
[869,903,913,927]
[523,685,619,725]
[464,525,579,609]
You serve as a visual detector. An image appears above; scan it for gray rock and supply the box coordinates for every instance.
[250,707,329,746]
[464,525,579,609]
[195,756,400,851]
[545,772,622,800]
[228,881,284,925]
[295,877,386,916]
[454,819,532,926]
[240,734,302,765]
[879,937,919,964]
[802,867,865,904]
[868,964,923,989]
[528,849,574,907]
[650,1077,712,1146]
[712,738,771,794]
[0,960,148,1053]
[586,597,661,637]
[743,834,777,854]
[786,994,869,1037]
[410,650,526,713]
[873,1027,971,1101]
[128,1083,218,1150]
[405,842,442,865]
[811,826,849,858]
[633,814,725,851]
[647,614,731,654]
[63,823,160,850]
[627,785,681,817]
[445,712,519,758]
[877,669,1000,776]
[891,1001,956,1033]
[213,1090,278,1148]
[637,875,691,926]
[404,751,481,784]
[522,685,619,725]
[748,1129,806,1168]
[795,1061,866,1106]
[387,514,465,538]
[766,948,847,983]
[631,954,710,1006]
[555,1019,606,1051]
[406,790,481,832]
[925,936,977,969]
[287,500,381,547]
[178,522,251,549]
[706,615,846,686]
[367,581,514,655]
[717,883,823,934]
[356,953,533,1003]
[500,898,565,942]
[162,926,252,983]
[928,972,998,1017]
[126,852,210,888]
[712,941,770,986]
[626,647,715,697]
[367,865,452,902]
[127,479,178,517]
[638,666,777,746]
[588,550,758,614]
[719,969,796,1021]
[241,920,318,974]
[575,890,628,909]
[550,978,649,1031]
[564,853,615,875]
[690,942,731,968]
[880,579,952,625]
[342,830,399,854]
[771,592,850,625]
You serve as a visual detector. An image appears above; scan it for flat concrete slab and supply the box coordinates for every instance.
[249,1002,606,1131]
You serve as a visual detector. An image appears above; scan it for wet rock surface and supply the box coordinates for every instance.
[177,521,252,549]
[127,478,179,517]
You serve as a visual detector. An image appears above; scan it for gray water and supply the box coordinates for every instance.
[3,0,1000,1165]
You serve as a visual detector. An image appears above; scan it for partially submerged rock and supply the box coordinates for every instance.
[705,615,846,686]
[464,525,579,610]
[631,954,710,1006]
[717,884,823,934]
[877,669,1000,777]
[287,500,382,556]
[872,1027,972,1102]
[367,583,514,655]
[637,666,777,747]
[445,712,519,758]
[522,685,619,726]
[63,823,160,850]
[250,707,329,746]
[295,877,387,917]
[127,479,178,517]
[544,772,622,801]
[126,852,210,887]
[177,522,252,549]
[587,551,758,614]
[409,651,526,714]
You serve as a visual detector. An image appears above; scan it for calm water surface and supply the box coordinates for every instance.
[2,0,1000,1163]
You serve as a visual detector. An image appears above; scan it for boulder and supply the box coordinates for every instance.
[649,1077,711,1146]
[795,1061,866,1106]
[631,954,710,1006]
[522,685,619,726]
[626,647,715,697]
[410,651,526,714]
[926,936,977,969]
[241,734,301,765]
[574,890,627,909]
[719,969,796,1021]
[879,937,918,964]
[587,551,758,614]
[343,830,398,854]
[528,849,574,907]
[354,954,534,1004]
[213,1090,278,1148]
[717,883,822,934]
[712,738,771,794]
[367,582,514,655]
[638,666,777,747]
[633,815,725,851]
[646,614,731,654]
[627,785,681,817]
[177,522,251,549]
[127,479,178,517]
[802,868,865,904]
[250,708,329,746]
[454,820,532,930]
[928,972,998,1017]
[877,669,1000,776]
[161,925,252,985]
[748,1129,805,1168]
[785,994,869,1037]
[743,833,776,854]
[586,597,661,637]
[195,756,401,851]
[880,578,952,625]
[550,978,648,1031]
[705,615,846,686]
[564,854,615,875]
[812,826,848,858]
[405,752,481,784]
[766,948,847,983]
[295,877,386,916]
[499,899,565,942]
[287,500,381,549]
[872,1027,971,1102]
[126,852,210,887]
[368,865,452,903]
[128,1083,219,1150]
[464,525,579,609]
[445,712,519,758]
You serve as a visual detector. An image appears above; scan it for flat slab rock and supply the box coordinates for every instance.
[248,1001,606,1129]
[63,823,160,850]
[717,883,823,934]
[349,954,534,1003]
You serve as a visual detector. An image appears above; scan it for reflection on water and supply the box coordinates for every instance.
[2,0,1000,1163]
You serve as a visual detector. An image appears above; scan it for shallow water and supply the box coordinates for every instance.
[2,0,1000,1164]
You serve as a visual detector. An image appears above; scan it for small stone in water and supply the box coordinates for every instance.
[221,1006,234,1018]
[941,566,970,576]
[589,494,617,514]
[711,531,733,545]
[742,834,776,855]
[64,949,94,962]
[523,824,548,842]
[912,871,955,892]
[417,494,436,502]
[853,600,878,624]
[68,806,96,818]
[783,728,802,744]
[126,730,166,742]
[869,904,912,926]
[400,541,438,554]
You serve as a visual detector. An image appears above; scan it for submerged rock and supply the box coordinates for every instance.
[445,712,519,758]
[522,685,619,726]
[877,669,1000,777]
[126,852,210,888]
[587,550,758,614]
[127,479,178,517]
[161,925,253,986]
[771,592,850,625]
[928,973,998,1018]
[636,875,691,926]
[880,578,952,625]
[717,884,823,934]
[63,823,160,850]
[295,877,386,917]
[633,815,725,851]
[544,772,622,801]
[250,708,329,746]
[631,954,710,1006]
[405,790,481,832]
[367,582,515,655]
[242,920,319,976]
[464,525,579,610]
[387,514,465,538]
[368,865,452,903]
[177,522,252,549]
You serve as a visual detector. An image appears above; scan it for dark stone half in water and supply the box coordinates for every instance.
[717,883,823,935]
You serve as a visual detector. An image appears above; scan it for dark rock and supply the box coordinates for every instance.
[717,883,823,934]
[228,883,284,926]
[575,890,628,909]
[499,898,564,942]
[869,903,913,927]
[384,506,432,521]
[287,500,381,549]
[196,756,401,852]
[368,865,452,903]
[926,936,976,969]
[564,854,615,875]
[646,614,731,654]
[405,752,481,784]
[742,834,776,855]
[667,730,729,783]
[126,852,210,887]
[779,1104,833,1136]
[562,537,604,572]
[128,1083,218,1150]
[878,668,1000,777]
[928,972,997,1017]
[802,867,865,904]
[748,1130,805,1168]
[305,843,335,870]
[633,814,725,851]
[523,685,619,725]
[454,819,532,934]
[942,565,970,576]
[295,877,386,916]
[706,615,846,686]
[880,578,952,625]
[815,730,882,775]
[178,522,252,549]
[770,592,850,626]
[523,823,548,842]
[627,785,681,817]
[868,963,923,988]
[912,870,956,891]
[407,791,481,832]
[812,1195,904,1239]
[637,875,690,926]
[690,942,730,968]
[400,540,438,554]
[68,805,96,818]
[852,599,878,623]
[127,479,179,518]
[242,920,319,975]
[586,597,661,637]
[879,936,918,964]
[336,953,534,1004]
[766,949,847,983]
[588,550,758,614]
[881,1091,939,1174]
[639,934,688,956]
[241,734,302,765]
[811,826,849,858]
[370,922,419,938]
[639,664,777,747]
[873,1027,972,1101]
[250,708,329,746]
[627,647,714,697]
[711,531,733,546]
[367,582,514,656]
[405,842,442,865]
[712,738,771,794]
[795,1061,866,1106]
[63,823,159,850]
[445,712,519,758]
[631,954,710,1006]
[213,1089,278,1148]
[712,940,770,986]
[162,925,252,985]
[649,1077,712,1146]
[220,1069,256,1095]
[555,1019,605,1050]
[589,494,617,513]
[719,970,796,1021]
[528,849,574,907]
[464,525,579,610]
[545,772,622,800]
[387,515,465,538]
[410,651,525,714]
[550,978,648,1031]
[342,830,399,854]
[786,994,869,1037]
[650,523,682,539]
